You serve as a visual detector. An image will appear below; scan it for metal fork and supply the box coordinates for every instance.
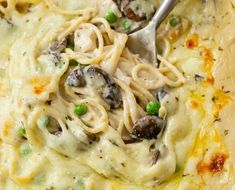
[126,0,178,65]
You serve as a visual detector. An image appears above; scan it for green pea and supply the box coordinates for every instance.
[18,127,26,137]
[146,101,160,115]
[74,103,88,116]
[20,146,31,156]
[105,11,117,23]
[169,15,181,27]
[122,20,131,30]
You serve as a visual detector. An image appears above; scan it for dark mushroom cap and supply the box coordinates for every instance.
[86,66,122,109]
[116,0,147,21]
[86,67,112,84]
[47,117,62,136]
[47,38,67,54]
[132,115,166,139]
[46,38,68,64]
[122,4,146,22]
[67,66,122,109]
[102,83,121,108]
[67,68,86,87]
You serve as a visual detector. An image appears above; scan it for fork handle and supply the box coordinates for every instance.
[150,0,178,30]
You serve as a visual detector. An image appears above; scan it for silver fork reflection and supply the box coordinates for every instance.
[126,0,178,65]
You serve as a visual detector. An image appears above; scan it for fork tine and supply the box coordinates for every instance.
[126,0,178,65]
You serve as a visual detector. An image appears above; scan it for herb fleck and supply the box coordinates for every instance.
[194,74,204,81]
[212,96,218,103]
[175,164,181,173]
[214,118,221,122]
[218,46,224,51]
[74,176,85,188]
[65,115,73,121]
[224,129,229,136]
[20,146,31,156]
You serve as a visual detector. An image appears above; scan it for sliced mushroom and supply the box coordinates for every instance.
[85,66,113,84]
[156,87,179,116]
[123,5,145,21]
[67,68,86,87]
[47,117,62,136]
[152,149,160,165]
[122,136,142,144]
[132,115,166,139]
[102,83,121,108]
[83,130,100,145]
[67,33,75,47]
[46,38,67,64]
[118,0,146,21]
[85,66,122,109]
[67,66,122,108]
[115,0,156,22]
[47,38,67,54]
[156,86,169,102]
